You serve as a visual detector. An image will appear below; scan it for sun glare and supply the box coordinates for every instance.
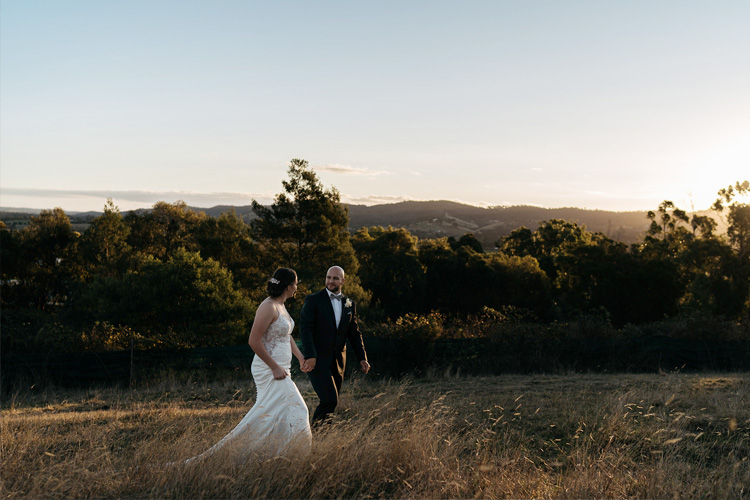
[680,135,750,210]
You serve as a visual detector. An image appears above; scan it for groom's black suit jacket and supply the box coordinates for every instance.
[300,289,367,376]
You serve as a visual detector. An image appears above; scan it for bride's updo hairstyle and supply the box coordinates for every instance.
[267,268,297,298]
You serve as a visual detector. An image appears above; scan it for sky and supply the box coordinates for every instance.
[1,0,749,213]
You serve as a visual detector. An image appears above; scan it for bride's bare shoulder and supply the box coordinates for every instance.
[255,298,280,322]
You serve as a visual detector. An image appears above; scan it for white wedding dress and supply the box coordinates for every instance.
[185,307,312,463]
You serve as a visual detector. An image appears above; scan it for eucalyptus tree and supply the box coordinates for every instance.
[352,226,425,318]
[712,180,750,315]
[125,200,208,260]
[713,180,750,261]
[72,248,253,349]
[250,159,358,286]
[194,209,264,297]
[78,198,131,279]
[647,201,690,241]
[417,237,552,317]
[12,208,80,310]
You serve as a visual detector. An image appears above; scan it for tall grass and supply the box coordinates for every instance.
[2,372,748,498]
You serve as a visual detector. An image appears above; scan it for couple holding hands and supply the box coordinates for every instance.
[185,265,369,462]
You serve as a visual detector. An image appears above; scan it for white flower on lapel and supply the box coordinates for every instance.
[345,298,352,308]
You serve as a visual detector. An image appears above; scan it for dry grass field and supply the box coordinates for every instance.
[1,371,748,499]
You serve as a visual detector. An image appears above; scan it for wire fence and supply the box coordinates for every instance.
[2,337,749,390]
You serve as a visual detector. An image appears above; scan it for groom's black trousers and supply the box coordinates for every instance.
[308,355,344,424]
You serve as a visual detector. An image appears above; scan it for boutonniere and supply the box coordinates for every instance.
[345,298,352,308]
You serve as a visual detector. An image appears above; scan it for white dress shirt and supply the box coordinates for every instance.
[327,290,343,327]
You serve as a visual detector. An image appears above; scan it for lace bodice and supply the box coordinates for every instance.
[262,307,294,355]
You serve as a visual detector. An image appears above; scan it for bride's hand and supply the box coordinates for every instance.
[301,358,316,372]
[272,366,288,380]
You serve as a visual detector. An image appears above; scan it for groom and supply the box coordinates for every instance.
[300,266,370,424]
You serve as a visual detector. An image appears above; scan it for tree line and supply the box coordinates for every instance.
[1,159,748,354]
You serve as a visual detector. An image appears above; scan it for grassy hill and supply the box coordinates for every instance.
[345,201,651,247]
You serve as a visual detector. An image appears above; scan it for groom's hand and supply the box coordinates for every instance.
[302,358,316,372]
[360,360,370,374]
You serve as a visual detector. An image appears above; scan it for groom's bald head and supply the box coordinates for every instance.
[325,266,345,293]
[327,266,345,277]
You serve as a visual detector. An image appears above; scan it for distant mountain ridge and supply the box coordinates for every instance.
[2,200,654,247]
[134,200,653,246]
[345,201,651,247]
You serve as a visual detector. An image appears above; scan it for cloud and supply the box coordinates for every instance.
[314,164,391,176]
[0,187,275,209]
[340,194,492,208]
[341,194,416,206]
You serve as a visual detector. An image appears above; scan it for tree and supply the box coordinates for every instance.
[499,219,596,283]
[0,224,23,306]
[645,200,721,254]
[497,226,535,257]
[677,238,746,318]
[13,208,80,310]
[352,226,425,318]
[498,218,689,323]
[126,201,208,260]
[448,233,484,253]
[71,249,253,348]
[251,159,359,284]
[78,198,131,279]
[417,237,552,316]
[599,250,683,324]
[713,180,750,260]
[712,179,750,317]
[690,215,717,238]
[647,201,689,240]
[194,209,265,296]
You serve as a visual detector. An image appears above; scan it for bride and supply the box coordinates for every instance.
[184,268,312,463]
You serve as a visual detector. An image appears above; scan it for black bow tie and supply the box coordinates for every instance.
[330,294,343,301]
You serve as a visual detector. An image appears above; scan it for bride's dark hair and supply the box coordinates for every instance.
[267,268,297,298]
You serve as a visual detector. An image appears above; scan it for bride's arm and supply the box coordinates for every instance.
[248,302,288,380]
[290,337,309,372]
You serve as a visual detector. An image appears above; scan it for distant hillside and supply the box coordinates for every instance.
[192,201,652,245]
[3,200,658,247]
[345,201,651,248]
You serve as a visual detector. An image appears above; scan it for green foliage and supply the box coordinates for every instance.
[352,226,425,318]
[417,237,553,317]
[553,243,683,324]
[77,198,132,279]
[677,238,747,317]
[2,208,80,310]
[647,200,689,239]
[125,201,208,260]
[70,249,253,348]
[499,219,597,284]
[639,188,750,320]
[193,209,264,297]
[251,159,358,284]
[0,308,79,354]
[448,233,484,253]
[79,322,144,351]
[713,180,750,260]
[4,176,749,355]
[0,225,24,303]
[390,311,447,342]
